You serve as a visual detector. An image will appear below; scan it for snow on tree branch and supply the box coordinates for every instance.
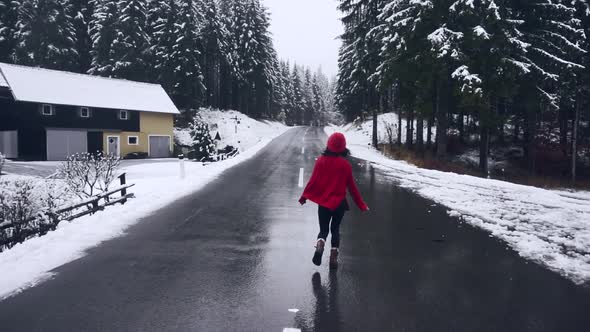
[452,65,483,95]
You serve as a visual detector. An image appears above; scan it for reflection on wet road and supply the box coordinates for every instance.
[0,127,589,332]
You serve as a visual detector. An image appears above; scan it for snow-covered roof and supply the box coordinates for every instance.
[0,70,8,87]
[0,63,179,114]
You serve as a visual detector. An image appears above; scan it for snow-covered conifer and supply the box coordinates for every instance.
[189,117,217,161]
[0,0,19,62]
[15,0,78,70]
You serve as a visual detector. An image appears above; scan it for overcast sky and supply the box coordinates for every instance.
[261,0,343,78]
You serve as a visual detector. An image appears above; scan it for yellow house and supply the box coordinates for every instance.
[103,112,175,158]
[0,62,180,160]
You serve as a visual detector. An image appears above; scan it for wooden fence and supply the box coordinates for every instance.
[0,173,134,251]
[200,149,240,164]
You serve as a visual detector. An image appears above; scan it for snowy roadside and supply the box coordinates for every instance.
[174,108,288,153]
[326,125,590,286]
[0,121,289,300]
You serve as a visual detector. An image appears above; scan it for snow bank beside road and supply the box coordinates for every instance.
[326,124,590,285]
[0,117,288,300]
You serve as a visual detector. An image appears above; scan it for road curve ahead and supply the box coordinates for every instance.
[1,127,589,332]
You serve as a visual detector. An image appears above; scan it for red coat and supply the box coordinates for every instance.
[300,155,368,211]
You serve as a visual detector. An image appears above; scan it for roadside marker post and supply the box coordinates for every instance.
[179,154,185,179]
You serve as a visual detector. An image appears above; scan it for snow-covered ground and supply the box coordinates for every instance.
[327,123,590,286]
[0,112,288,300]
[175,108,288,153]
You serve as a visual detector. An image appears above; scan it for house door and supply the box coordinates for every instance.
[0,131,18,159]
[46,129,87,161]
[107,136,120,157]
[149,136,171,158]
[87,132,104,156]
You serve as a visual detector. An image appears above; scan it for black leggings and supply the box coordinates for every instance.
[317,202,347,248]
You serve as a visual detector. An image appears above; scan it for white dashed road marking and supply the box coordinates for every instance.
[298,168,304,188]
[302,147,305,154]
[288,308,299,313]
[283,329,301,332]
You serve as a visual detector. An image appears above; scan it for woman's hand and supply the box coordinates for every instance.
[299,197,307,205]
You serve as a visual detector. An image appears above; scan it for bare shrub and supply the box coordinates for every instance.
[58,153,121,199]
[0,178,74,249]
[0,180,38,247]
[0,152,5,176]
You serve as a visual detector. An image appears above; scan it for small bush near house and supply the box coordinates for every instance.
[58,153,121,199]
[189,118,217,162]
[218,145,238,156]
[0,152,5,175]
[124,152,148,159]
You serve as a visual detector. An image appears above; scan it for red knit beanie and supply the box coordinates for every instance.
[327,132,347,153]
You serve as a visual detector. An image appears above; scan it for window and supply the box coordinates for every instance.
[41,104,55,116]
[128,136,138,145]
[119,110,129,120]
[79,107,90,118]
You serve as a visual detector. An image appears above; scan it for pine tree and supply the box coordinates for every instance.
[291,64,304,125]
[15,0,78,71]
[167,0,205,108]
[218,0,239,110]
[109,0,149,81]
[302,68,314,124]
[71,0,93,73]
[200,0,230,108]
[144,0,168,82]
[89,0,119,76]
[150,0,178,91]
[224,0,277,117]
[337,0,386,126]
[0,0,19,63]
[189,117,216,161]
[312,73,324,116]
[281,60,296,124]
[271,60,289,122]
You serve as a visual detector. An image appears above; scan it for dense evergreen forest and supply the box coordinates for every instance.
[0,0,336,125]
[336,0,590,182]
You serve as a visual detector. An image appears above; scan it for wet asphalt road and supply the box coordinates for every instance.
[1,127,590,332]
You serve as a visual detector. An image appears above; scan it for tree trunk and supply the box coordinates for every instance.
[559,107,568,157]
[396,84,402,146]
[572,94,580,184]
[479,125,490,176]
[406,107,414,149]
[436,75,448,158]
[458,111,465,144]
[427,114,433,148]
[497,99,506,144]
[498,119,505,144]
[526,107,537,175]
[373,95,381,149]
[416,113,424,152]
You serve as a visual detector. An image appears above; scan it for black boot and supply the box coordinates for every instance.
[312,239,325,266]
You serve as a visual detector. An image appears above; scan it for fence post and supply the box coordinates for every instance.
[91,199,99,214]
[119,173,127,197]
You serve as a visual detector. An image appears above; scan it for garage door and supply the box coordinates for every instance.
[0,131,18,159]
[149,136,171,158]
[46,129,87,161]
